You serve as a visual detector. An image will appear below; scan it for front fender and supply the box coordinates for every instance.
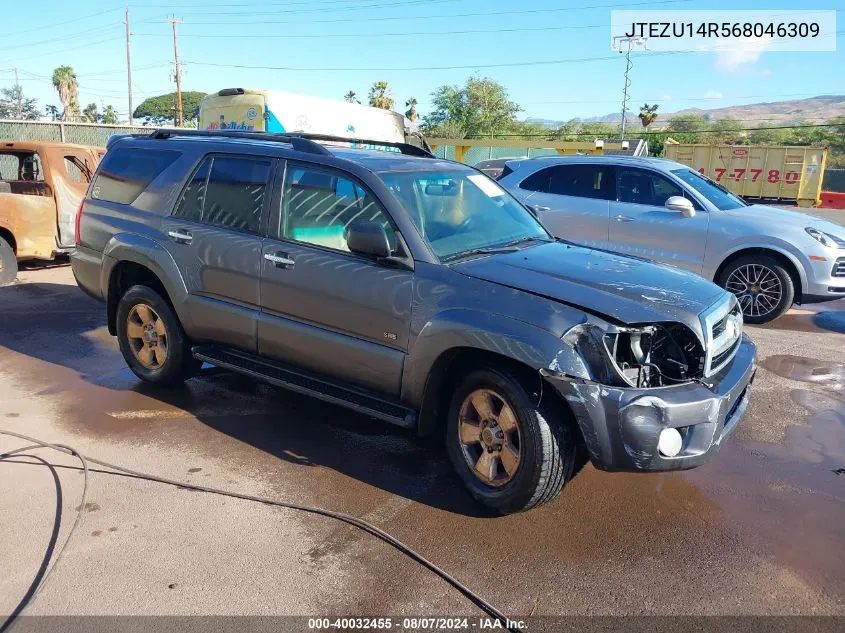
[102,233,191,331]
[403,308,588,434]
[705,239,809,291]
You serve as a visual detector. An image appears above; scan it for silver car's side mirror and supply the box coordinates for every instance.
[665,196,695,218]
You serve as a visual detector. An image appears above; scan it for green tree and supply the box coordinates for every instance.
[102,105,118,125]
[710,118,745,144]
[82,102,99,123]
[344,91,359,104]
[0,84,40,120]
[51,65,79,121]
[405,97,418,121]
[422,76,521,138]
[45,104,60,121]
[368,81,394,110]
[132,91,207,124]
[638,103,659,129]
[666,114,710,143]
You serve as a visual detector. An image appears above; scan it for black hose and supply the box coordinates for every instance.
[0,429,520,633]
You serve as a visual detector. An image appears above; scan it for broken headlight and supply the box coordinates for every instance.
[603,323,704,388]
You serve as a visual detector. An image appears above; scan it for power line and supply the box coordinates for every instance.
[179,0,691,25]
[486,123,845,138]
[8,7,124,37]
[134,24,606,39]
[184,52,675,72]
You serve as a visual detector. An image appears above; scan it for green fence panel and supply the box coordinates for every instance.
[822,168,845,193]
[0,119,149,146]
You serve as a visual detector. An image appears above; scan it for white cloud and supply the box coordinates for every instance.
[659,94,673,102]
[713,36,771,72]
[702,90,724,100]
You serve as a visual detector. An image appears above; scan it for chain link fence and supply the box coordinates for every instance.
[432,145,562,164]
[0,119,150,147]
[822,168,845,193]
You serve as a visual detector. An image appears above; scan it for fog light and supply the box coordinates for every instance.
[658,428,683,457]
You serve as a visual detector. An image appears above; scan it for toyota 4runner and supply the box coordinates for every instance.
[72,129,757,514]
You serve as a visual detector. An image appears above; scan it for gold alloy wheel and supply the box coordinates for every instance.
[458,388,522,487]
[126,304,168,370]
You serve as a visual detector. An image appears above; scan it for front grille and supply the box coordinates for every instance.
[833,257,845,278]
[703,299,742,376]
[712,337,741,370]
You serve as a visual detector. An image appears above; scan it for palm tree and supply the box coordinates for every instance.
[82,102,98,123]
[344,91,359,104]
[638,103,659,129]
[102,105,118,125]
[405,97,418,121]
[368,81,394,110]
[52,66,80,121]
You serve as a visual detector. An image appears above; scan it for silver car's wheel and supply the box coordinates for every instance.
[725,263,782,319]
[718,254,795,324]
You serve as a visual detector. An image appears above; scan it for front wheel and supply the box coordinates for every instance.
[0,237,17,286]
[116,285,200,385]
[444,368,576,514]
[718,254,795,324]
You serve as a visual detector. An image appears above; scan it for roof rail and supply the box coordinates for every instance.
[292,132,435,158]
[144,128,435,158]
[147,128,332,156]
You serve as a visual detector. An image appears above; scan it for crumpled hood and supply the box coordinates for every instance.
[453,242,727,338]
[726,204,845,236]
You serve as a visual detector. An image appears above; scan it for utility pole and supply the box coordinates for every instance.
[125,7,133,126]
[13,68,21,119]
[612,36,648,140]
[169,16,183,127]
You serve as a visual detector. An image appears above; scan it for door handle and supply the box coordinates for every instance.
[167,229,193,243]
[613,215,634,222]
[264,252,295,268]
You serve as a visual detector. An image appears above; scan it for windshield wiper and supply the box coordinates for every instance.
[502,236,551,248]
[443,246,520,262]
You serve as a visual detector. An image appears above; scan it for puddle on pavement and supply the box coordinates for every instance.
[755,309,845,334]
[760,355,845,389]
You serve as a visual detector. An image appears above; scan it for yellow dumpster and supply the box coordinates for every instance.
[664,143,828,207]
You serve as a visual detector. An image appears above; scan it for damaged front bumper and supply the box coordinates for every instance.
[545,334,757,471]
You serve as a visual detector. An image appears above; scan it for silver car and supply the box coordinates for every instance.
[499,155,845,323]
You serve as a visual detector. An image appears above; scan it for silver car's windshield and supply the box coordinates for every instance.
[379,169,550,260]
[671,168,748,211]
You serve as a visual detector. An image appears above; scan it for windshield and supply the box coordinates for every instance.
[671,168,748,211]
[379,169,549,260]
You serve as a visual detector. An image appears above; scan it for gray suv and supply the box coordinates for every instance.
[499,155,845,324]
[72,129,757,514]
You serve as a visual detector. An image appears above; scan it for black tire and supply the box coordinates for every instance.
[444,368,576,515]
[0,236,17,286]
[717,254,795,324]
[116,284,200,385]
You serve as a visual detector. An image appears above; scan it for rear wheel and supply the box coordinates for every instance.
[116,285,200,385]
[718,254,794,324]
[0,237,17,286]
[444,368,576,514]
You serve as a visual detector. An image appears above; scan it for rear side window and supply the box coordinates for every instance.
[92,148,180,204]
[172,155,271,234]
[548,165,615,200]
[519,167,553,193]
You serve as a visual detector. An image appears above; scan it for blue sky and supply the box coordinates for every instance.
[1,0,842,123]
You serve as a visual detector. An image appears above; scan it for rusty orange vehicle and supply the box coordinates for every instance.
[0,141,102,284]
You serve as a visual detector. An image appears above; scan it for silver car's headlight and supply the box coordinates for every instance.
[805,227,844,249]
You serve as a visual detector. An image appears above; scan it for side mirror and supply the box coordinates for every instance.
[347,220,391,259]
[665,195,695,218]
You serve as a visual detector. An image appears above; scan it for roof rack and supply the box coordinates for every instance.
[148,128,332,156]
[290,132,435,158]
[145,128,434,158]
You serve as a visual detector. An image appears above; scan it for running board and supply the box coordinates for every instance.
[192,345,416,428]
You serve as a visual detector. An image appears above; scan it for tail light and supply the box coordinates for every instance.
[74,199,85,247]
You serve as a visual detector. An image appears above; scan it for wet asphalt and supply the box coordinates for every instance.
[0,254,843,620]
